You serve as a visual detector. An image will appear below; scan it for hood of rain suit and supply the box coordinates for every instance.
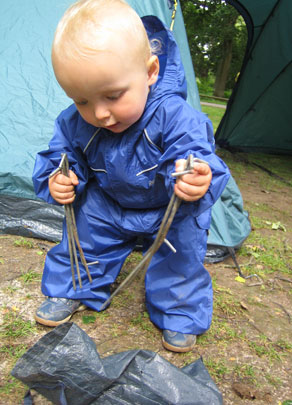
[141,16,188,119]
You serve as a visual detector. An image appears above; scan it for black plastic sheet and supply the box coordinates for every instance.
[11,322,222,405]
[0,195,64,242]
[204,244,231,263]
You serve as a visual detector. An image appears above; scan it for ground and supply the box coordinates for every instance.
[0,151,292,404]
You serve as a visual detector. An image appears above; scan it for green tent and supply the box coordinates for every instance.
[216,0,292,154]
[0,0,250,260]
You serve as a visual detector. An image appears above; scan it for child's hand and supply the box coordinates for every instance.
[49,170,79,204]
[174,159,212,202]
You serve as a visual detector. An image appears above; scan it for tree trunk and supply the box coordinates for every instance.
[214,39,233,98]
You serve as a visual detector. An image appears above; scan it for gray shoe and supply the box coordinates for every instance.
[162,330,196,352]
[35,297,87,327]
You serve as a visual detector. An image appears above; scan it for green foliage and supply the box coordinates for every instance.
[124,251,143,264]
[20,269,41,283]
[196,76,214,95]
[13,237,34,248]
[82,315,97,324]
[180,0,247,94]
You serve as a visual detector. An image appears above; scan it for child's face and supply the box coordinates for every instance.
[54,49,159,133]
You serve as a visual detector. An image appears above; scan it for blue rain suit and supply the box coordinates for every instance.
[32,16,230,334]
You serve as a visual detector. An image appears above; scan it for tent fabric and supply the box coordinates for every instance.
[208,176,250,248]
[216,0,292,154]
[0,0,251,252]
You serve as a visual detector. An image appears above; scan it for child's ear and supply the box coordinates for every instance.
[147,55,159,86]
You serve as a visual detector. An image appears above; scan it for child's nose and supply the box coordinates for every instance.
[94,104,110,121]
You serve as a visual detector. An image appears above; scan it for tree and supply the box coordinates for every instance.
[180,0,247,97]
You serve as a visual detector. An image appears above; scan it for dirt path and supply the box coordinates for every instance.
[0,151,292,404]
[201,101,227,109]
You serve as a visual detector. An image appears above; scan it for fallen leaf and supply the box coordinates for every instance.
[265,221,287,232]
[240,301,249,310]
[235,275,246,283]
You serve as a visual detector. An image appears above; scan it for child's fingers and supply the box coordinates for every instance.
[175,159,187,172]
[49,172,79,188]
[52,190,76,204]
[49,173,72,185]
[56,172,77,185]
[49,171,79,204]
[193,162,211,176]
[69,170,79,185]
[174,183,202,201]
[49,182,76,204]
[174,182,210,201]
[174,162,212,201]
[175,160,211,177]
[51,182,75,193]
[182,170,212,187]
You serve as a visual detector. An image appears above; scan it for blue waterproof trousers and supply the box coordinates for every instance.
[41,185,213,335]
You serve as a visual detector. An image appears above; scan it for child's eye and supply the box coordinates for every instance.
[75,100,88,106]
[106,91,123,101]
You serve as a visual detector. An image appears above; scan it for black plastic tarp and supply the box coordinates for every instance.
[11,322,223,405]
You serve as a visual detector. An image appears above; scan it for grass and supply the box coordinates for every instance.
[248,338,282,361]
[201,104,226,132]
[213,287,242,317]
[0,378,25,398]
[0,343,28,358]
[19,269,42,283]
[130,311,154,332]
[124,251,143,264]
[247,153,292,185]
[203,139,292,397]
[234,363,256,381]
[0,310,37,402]
[0,311,37,338]
[239,232,292,276]
[13,237,34,249]
[203,358,229,381]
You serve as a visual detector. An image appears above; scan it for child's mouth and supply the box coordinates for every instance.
[105,122,121,131]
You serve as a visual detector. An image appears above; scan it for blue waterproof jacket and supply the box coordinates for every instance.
[32,16,230,334]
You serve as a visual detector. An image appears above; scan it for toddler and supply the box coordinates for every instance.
[33,0,230,352]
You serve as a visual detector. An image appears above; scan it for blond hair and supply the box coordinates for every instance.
[52,0,151,64]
